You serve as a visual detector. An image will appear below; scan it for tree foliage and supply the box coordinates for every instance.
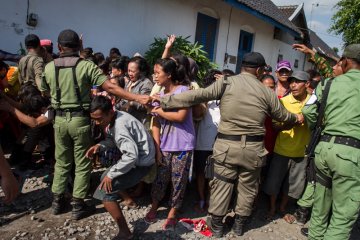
[329,0,360,46]
[144,36,217,84]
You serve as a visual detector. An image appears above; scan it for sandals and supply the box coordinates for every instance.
[162,218,177,231]
[144,209,158,224]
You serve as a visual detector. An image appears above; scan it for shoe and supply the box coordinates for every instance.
[71,198,96,220]
[52,193,66,215]
[207,214,224,238]
[300,227,308,237]
[293,206,310,225]
[232,214,247,236]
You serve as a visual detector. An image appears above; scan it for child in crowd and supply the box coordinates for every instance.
[145,58,195,230]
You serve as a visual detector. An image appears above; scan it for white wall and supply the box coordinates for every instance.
[272,40,308,71]
[0,0,298,73]
[0,0,197,57]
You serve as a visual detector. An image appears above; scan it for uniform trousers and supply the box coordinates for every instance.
[309,140,360,240]
[51,114,93,199]
[208,137,267,217]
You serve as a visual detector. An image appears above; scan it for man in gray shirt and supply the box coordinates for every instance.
[86,96,155,239]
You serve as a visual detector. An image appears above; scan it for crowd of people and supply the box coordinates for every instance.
[0,29,359,240]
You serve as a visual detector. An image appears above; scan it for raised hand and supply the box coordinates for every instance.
[165,34,176,49]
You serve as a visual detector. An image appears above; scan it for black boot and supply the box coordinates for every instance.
[232,214,247,236]
[293,206,310,225]
[52,193,66,215]
[300,227,309,237]
[71,198,96,220]
[207,215,224,238]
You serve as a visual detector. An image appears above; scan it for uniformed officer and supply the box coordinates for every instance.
[158,52,303,237]
[18,34,44,89]
[40,29,150,220]
[303,44,360,240]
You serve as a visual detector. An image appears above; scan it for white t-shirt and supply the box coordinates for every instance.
[195,100,221,151]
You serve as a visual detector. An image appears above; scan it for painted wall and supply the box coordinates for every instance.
[0,0,300,73]
[272,39,307,71]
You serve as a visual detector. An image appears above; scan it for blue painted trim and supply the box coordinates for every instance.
[224,0,300,38]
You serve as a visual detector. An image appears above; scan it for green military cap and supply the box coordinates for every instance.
[342,44,360,61]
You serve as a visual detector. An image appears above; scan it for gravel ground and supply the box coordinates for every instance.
[1,166,359,240]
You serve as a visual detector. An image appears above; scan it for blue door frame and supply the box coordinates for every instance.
[236,30,254,73]
[195,13,218,61]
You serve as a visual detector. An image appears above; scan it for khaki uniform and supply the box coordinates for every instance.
[303,69,360,240]
[41,56,106,199]
[161,72,297,216]
[18,52,44,89]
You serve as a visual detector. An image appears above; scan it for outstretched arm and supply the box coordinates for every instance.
[0,100,50,128]
[162,35,176,59]
[293,43,334,78]
[101,80,151,105]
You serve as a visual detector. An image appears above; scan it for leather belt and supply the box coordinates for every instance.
[56,109,90,117]
[217,133,264,142]
[320,134,360,149]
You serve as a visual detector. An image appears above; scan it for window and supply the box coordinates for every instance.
[195,13,218,61]
[294,59,299,68]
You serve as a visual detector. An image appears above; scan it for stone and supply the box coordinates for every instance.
[31,216,37,221]
[68,228,77,235]
[20,232,28,237]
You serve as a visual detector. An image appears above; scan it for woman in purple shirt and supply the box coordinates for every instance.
[144,58,195,230]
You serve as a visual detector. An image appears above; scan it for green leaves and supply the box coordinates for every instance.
[144,35,217,85]
[329,0,360,46]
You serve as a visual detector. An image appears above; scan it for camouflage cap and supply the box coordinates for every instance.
[342,44,360,61]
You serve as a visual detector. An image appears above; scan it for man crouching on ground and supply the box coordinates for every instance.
[86,96,155,239]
